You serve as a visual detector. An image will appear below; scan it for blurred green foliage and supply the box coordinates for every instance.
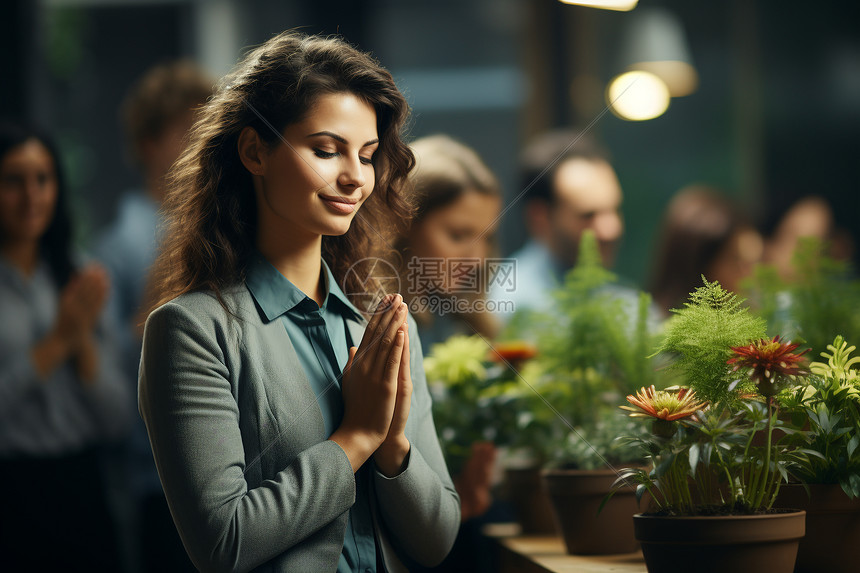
[744,238,860,356]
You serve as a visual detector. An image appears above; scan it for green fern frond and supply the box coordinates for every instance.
[656,277,767,405]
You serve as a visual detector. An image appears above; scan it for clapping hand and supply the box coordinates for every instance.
[54,264,110,351]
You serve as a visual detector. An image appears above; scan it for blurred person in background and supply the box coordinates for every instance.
[765,195,855,280]
[489,130,628,321]
[397,134,503,573]
[0,121,131,571]
[649,185,764,317]
[93,60,212,572]
[397,134,502,349]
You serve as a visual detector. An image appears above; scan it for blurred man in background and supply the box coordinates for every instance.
[95,60,212,573]
[491,130,626,320]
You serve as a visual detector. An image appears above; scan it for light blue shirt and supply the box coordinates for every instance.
[245,253,378,573]
[0,256,131,456]
[489,238,661,333]
[489,239,565,321]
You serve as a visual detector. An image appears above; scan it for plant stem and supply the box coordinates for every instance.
[754,396,775,508]
[714,440,737,505]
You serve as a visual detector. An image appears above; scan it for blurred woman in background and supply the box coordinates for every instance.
[0,121,130,571]
[397,135,505,573]
[650,185,764,316]
[396,134,502,350]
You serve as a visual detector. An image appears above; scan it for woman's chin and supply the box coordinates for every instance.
[322,221,354,237]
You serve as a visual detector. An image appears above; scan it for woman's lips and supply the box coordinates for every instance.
[320,195,357,214]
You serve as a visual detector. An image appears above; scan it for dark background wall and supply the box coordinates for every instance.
[5,0,858,287]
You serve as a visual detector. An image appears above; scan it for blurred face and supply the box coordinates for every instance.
[140,110,197,203]
[409,191,501,293]
[254,92,378,243]
[708,227,764,294]
[0,139,58,247]
[548,158,623,269]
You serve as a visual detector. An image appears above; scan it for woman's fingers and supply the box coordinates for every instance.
[341,346,358,386]
[362,293,399,347]
[378,300,406,350]
[359,295,407,377]
[386,330,406,374]
[74,267,110,326]
[387,328,412,437]
[398,322,411,386]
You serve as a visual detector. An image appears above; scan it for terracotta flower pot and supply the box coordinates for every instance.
[634,510,805,573]
[774,483,860,573]
[501,467,557,534]
[542,468,642,555]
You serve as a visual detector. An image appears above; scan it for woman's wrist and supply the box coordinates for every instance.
[329,428,380,473]
[74,335,100,386]
[31,330,73,379]
[374,435,411,477]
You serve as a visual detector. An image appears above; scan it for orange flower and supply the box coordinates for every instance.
[489,341,538,363]
[622,385,706,421]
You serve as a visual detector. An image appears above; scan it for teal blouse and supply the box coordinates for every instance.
[245,253,378,573]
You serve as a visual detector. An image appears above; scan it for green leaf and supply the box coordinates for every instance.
[688,443,700,474]
[848,434,860,458]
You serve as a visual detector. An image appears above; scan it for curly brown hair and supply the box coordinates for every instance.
[149,31,414,315]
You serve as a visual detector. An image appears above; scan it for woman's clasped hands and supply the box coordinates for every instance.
[330,293,413,476]
[32,264,109,384]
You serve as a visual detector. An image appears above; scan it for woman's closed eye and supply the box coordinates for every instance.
[313,148,337,159]
[314,148,374,165]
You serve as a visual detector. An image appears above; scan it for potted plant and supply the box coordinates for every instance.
[541,410,649,555]
[423,334,534,477]
[614,279,812,573]
[498,231,665,553]
[773,335,860,573]
[423,333,550,530]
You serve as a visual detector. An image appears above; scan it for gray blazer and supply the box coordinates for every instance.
[139,287,460,573]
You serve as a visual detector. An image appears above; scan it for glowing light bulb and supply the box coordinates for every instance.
[606,70,670,121]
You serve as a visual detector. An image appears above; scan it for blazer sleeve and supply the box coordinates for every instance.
[372,313,461,567]
[139,300,356,573]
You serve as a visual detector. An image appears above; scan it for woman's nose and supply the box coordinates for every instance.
[338,156,367,189]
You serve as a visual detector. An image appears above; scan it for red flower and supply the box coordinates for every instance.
[728,336,809,396]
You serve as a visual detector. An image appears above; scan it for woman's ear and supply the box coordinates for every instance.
[238,126,266,176]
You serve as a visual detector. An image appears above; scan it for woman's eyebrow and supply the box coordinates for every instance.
[307,131,379,148]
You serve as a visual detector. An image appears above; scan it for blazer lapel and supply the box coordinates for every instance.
[253,304,328,445]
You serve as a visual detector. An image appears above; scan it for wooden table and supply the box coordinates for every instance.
[493,535,648,573]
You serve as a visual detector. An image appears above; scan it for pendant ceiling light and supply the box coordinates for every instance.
[558,0,639,11]
[616,7,698,97]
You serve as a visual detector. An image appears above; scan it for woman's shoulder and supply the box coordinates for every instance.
[148,286,254,325]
